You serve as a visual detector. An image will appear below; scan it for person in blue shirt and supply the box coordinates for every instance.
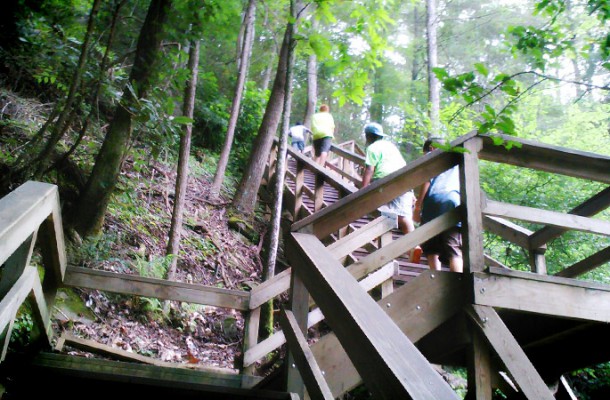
[413,137,463,272]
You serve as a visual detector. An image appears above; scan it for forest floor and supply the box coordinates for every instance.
[1,89,272,373]
[49,156,270,371]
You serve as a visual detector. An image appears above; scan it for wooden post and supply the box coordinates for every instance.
[0,233,36,299]
[314,173,324,212]
[242,307,261,377]
[529,246,547,275]
[285,265,310,397]
[294,160,305,220]
[460,137,485,273]
[379,232,394,298]
[466,328,492,400]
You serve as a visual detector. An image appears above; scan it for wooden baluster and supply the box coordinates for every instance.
[242,307,261,379]
[314,172,324,212]
[379,231,394,298]
[294,160,305,220]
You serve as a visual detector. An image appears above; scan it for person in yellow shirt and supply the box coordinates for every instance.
[311,104,335,166]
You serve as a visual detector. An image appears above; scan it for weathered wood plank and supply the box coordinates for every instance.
[483,215,532,250]
[466,305,554,400]
[329,144,365,165]
[38,197,66,312]
[555,246,610,278]
[31,353,275,394]
[292,149,461,238]
[467,329,492,400]
[249,268,291,310]
[479,133,610,184]
[0,181,59,266]
[288,233,459,399]
[29,266,52,345]
[310,270,467,398]
[484,254,509,269]
[472,269,610,322]
[286,264,310,398]
[279,309,334,400]
[327,216,396,259]
[57,332,239,374]
[461,137,485,272]
[529,186,610,248]
[64,266,249,311]
[0,267,37,333]
[242,307,261,375]
[483,199,610,237]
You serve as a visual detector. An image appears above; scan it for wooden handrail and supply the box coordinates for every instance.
[64,266,250,310]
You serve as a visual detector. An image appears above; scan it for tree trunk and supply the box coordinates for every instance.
[231,19,292,215]
[166,39,200,281]
[50,0,127,176]
[411,4,423,82]
[426,0,440,137]
[33,0,102,177]
[370,65,384,122]
[70,0,172,237]
[303,13,318,129]
[260,0,302,340]
[210,0,256,199]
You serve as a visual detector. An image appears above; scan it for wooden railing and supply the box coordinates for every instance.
[274,133,610,399]
[0,181,66,360]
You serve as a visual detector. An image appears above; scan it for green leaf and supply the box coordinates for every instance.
[432,67,449,79]
[172,116,194,125]
[474,63,488,77]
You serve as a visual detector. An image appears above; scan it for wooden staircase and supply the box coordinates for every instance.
[2,132,610,399]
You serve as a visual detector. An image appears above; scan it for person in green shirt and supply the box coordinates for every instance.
[361,122,420,261]
[311,104,335,166]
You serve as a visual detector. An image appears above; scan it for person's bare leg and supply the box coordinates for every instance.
[397,215,415,234]
[449,257,463,273]
[318,151,328,166]
[427,254,441,270]
[398,216,422,262]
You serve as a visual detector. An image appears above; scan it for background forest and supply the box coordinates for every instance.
[0,0,609,398]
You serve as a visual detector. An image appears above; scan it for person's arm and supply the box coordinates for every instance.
[413,180,430,224]
[361,165,374,188]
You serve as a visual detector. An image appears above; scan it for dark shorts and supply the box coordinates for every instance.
[422,227,462,264]
[313,137,332,156]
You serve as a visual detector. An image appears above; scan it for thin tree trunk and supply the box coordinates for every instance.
[260,0,302,340]
[303,13,318,129]
[231,20,292,215]
[210,0,256,199]
[426,0,440,137]
[411,4,422,81]
[49,0,127,176]
[370,65,384,122]
[166,39,200,281]
[70,0,172,237]
[265,2,299,282]
[33,0,102,177]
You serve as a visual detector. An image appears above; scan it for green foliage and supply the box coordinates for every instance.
[133,254,173,279]
[10,303,34,348]
[570,362,610,399]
